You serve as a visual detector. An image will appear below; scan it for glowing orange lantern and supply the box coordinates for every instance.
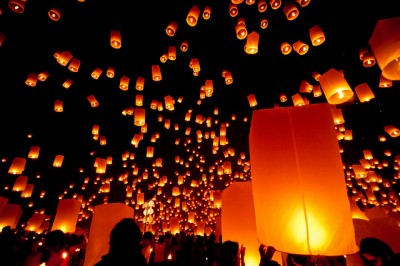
[119,75,130,91]
[229,4,238,17]
[247,94,258,107]
[249,103,359,255]
[12,175,28,192]
[180,41,189,52]
[319,68,354,104]
[135,76,145,91]
[63,79,73,89]
[54,100,63,112]
[369,16,400,80]
[362,52,376,67]
[235,19,248,40]
[106,67,114,78]
[110,30,121,49]
[91,67,102,79]
[295,0,311,7]
[270,0,282,9]
[202,6,211,20]
[25,73,37,87]
[355,83,375,102]
[244,31,260,54]
[38,71,49,81]
[186,5,201,27]
[48,8,61,21]
[87,95,99,107]
[260,18,269,29]
[379,73,393,88]
[281,42,292,55]
[283,1,299,20]
[384,125,400,137]
[21,184,34,198]
[8,157,26,175]
[57,51,73,66]
[68,58,81,72]
[168,46,176,61]
[166,21,178,37]
[28,146,40,159]
[134,108,145,126]
[293,40,309,55]
[152,65,162,81]
[53,155,64,167]
[309,24,325,46]
[8,0,26,14]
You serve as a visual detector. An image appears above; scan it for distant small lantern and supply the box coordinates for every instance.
[8,0,26,14]
[110,30,121,49]
[258,0,267,12]
[247,94,258,107]
[168,46,177,61]
[37,71,49,81]
[283,1,299,20]
[134,108,146,126]
[244,31,259,54]
[54,100,63,112]
[280,42,292,55]
[53,155,64,167]
[166,21,178,37]
[280,93,287,102]
[260,18,269,29]
[270,0,282,9]
[180,41,189,52]
[119,75,130,91]
[135,76,145,91]
[68,58,81,72]
[87,95,99,107]
[186,5,201,27]
[355,83,375,102]
[319,68,354,104]
[202,6,211,20]
[362,52,376,67]
[106,67,115,78]
[152,65,162,81]
[293,40,309,55]
[309,24,325,46]
[8,157,26,175]
[57,51,73,66]
[229,4,238,17]
[135,94,143,106]
[25,73,38,87]
[48,8,61,21]
[63,79,73,89]
[12,175,28,192]
[91,68,103,79]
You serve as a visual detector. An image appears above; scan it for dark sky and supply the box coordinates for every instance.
[0,0,399,227]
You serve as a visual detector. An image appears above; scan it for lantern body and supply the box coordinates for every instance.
[186,5,201,26]
[26,212,46,232]
[152,65,162,81]
[319,68,354,104]
[244,31,259,54]
[249,103,358,256]
[355,83,375,102]
[12,175,28,192]
[110,30,121,49]
[51,199,81,233]
[166,21,178,36]
[369,16,400,80]
[83,203,134,266]
[309,24,325,46]
[8,157,26,175]
[222,181,260,266]
[0,203,22,229]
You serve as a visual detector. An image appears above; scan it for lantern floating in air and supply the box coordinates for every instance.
[48,8,61,21]
[110,30,121,49]
[244,31,259,54]
[309,24,325,46]
[319,68,354,104]
[8,0,25,14]
[186,5,201,27]
[283,0,299,20]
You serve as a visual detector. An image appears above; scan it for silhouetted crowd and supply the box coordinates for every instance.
[1,219,400,266]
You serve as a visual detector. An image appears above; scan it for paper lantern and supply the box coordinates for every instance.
[135,76,145,91]
[355,83,375,102]
[244,31,259,54]
[283,1,299,20]
[53,154,64,167]
[180,41,189,52]
[369,16,400,80]
[166,21,178,36]
[232,0,244,3]
[235,19,248,40]
[384,125,400,137]
[110,30,121,49]
[378,73,393,88]
[362,52,376,67]
[224,71,233,84]
[260,18,269,29]
[57,51,73,66]
[293,40,309,55]
[106,67,115,78]
[96,158,107,174]
[27,146,40,159]
[37,71,49,81]
[91,67,102,79]
[202,6,211,20]
[291,93,305,106]
[26,212,46,232]
[170,217,180,234]
[48,8,61,21]
[119,75,129,91]
[134,108,145,126]
[25,73,37,87]
[168,46,177,61]
[229,3,238,17]
[222,181,260,266]
[84,203,134,266]
[63,79,73,89]
[247,94,258,107]
[8,0,25,14]
[281,42,292,55]
[0,203,22,230]
[12,175,28,192]
[54,100,63,112]
[319,68,354,104]
[87,95,99,107]
[249,103,358,255]
[135,94,143,106]
[152,65,162,81]
[313,85,322,97]
[51,199,81,233]
[21,184,34,198]
[270,0,282,9]
[309,24,325,46]
[295,0,311,7]
[258,0,267,12]
[188,212,196,223]
[186,5,201,27]
[8,157,26,175]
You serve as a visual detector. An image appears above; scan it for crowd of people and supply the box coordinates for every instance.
[0,218,399,266]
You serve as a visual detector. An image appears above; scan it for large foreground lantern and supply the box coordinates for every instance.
[249,103,358,256]
[369,16,400,80]
[51,198,82,233]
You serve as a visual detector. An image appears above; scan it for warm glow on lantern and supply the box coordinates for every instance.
[202,6,212,20]
[309,24,325,46]
[28,146,40,159]
[166,21,178,36]
[54,100,63,112]
[249,104,358,255]
[384,125,400,137]
[53,155,64,167]
[106,67,114,78]
[87,95,99,107]
[110,30,121,49]
[319,68,354,104]
[9,0,26,14]
[48,8,61,21]
[355,83,375,102]
[283,1,299,20]
[293,40,309,55]
[152,65,162,81]
[244,31,259,54]
[247,94,258,107]
[8,157,26,175]
[25,73,37,87]
[281,42,292,55]
[229,4,238,17]
[270,0,282,9]
[119,75,130,91]
[186,5,201,27]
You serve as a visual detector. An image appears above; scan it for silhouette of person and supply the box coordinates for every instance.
[94,218,147,266]
[359,237,400,266]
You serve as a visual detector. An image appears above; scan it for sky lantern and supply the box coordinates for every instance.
[247,94,258,107]
[91,67,102,79]
[355,83,375,102]
[186,5,201,27]
[96,158,107,174]
[281,42,292,55]
[244,31,260,54]
[51,198,81,233]
[0,203,22,230]
[8,157,26,175]
[224,70,233,84]
[295,0,311,7]
[260,18,269,29]
[362,52,376,67]
[84,203,134,266]
[229,3,238,17]
[152,65,162,81]
[26,212,46,232]
[25,73,37,87]
[166,21,178,36]
[369,16,400,80]
[258,0,267,12]
[28,146,40,159]
[168,46,177,61]
[202,6,211,20]
[37,71,49,81]
[222,181,262,266]
[53,155,64,167]
[87,95,99,107]
[309,24,325,46]
[291,93,305,106]
[236,18,248,40]
[8,0,26,14]
[378,73,392,88]
[135,94,143,106]
[57,51,73,66]
[106,66,115,78]
[180,41,189,52]
[119,75,129,91]
[68,58,80,72]
[249,103,358,256]
[63,79,73,89]
[54,100,63,112]
[12,175,28,192]
[293,40,309,55]
[21,184,34,198]
[319,68,354,104]
[270,0,282,9]
[135,76,145,91]
[283,0,299,20]
[384,125,400,137]
[110,30,121,49]
[48,8,62,21]
[134,108,145,126]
